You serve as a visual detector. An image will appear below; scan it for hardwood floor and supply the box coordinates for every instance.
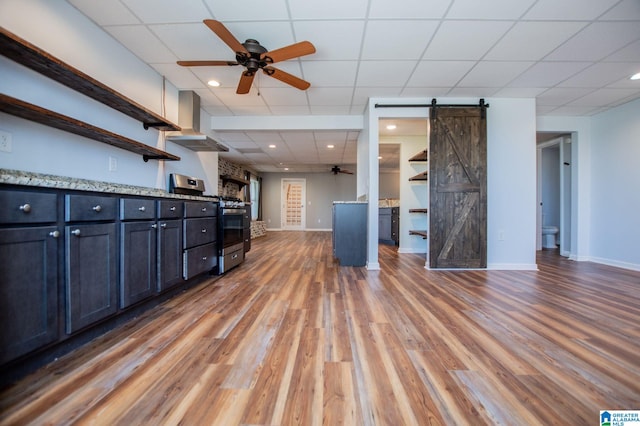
[1,231,639,425]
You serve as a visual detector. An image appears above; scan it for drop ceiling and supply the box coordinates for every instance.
[66,0,640,172]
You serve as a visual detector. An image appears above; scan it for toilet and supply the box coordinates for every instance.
[542,225,559,249]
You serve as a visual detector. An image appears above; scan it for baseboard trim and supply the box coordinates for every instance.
[487,263,539,271]
[587,256,640,272]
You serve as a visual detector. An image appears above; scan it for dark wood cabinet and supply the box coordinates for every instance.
[65,222,117,334]
[379,207,398,245]
[183,201,217,280]
[243,209,251,253]
[119,198,157,308]
[120,221,157,308]
[332,203,367,266]
[0,226,59,364]
[158,219,183,291]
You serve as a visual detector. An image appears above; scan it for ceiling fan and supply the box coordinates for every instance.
[177,20,316,94]
[331,165,353,175]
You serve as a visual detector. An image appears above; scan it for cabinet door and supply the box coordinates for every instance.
[0,226,59,364]
[379,213,391,241]
[66,223,117,334]
[120,221,157,308]
[158,219,183,291]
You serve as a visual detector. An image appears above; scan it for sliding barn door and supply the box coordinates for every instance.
[429,107,487,268]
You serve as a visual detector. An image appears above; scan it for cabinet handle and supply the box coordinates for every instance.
[201,207,207,212]
[71,229,81,236]
[160,223,167,228]
[232,254,238,259]
[49,230,60,238]
[138,206,146,212]
[151,224,158,229]
[170,206,176,211]
[202,256,207,261]
[201,228,207,233]
[19,203,31,213]
[92,205,102,212]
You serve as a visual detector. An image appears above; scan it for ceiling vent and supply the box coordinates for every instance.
[165,91,228,152]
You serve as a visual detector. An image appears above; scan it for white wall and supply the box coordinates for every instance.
[0,0,219,194]
[589,98,640,270]
[260,172,357,230]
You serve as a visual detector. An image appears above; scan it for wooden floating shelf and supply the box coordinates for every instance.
[409,230,428,239]
[409,171,428,181]
[0,94,180,162]
[409,208,428,213]
[0,27,180,132]
[221,175,249,189]
[409,149,428,162]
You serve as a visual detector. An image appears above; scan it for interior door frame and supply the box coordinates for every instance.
[281,178,306,230]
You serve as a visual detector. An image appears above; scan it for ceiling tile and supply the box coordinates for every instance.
[458,61,534,87]
[600,0,640,20]
[293,21,365,61]
[288,0,368,19]
[545,22,640,61]
[523,0,620,20]
[484,21,587,61]
[203,0,290,21]
[508,62,591,87]
[246,132,284,143]
[361,21,439,60]
[369,0,450,18]
[311,106,354,114]
[424,20,513,60]
[301,61,358,87]
[536,88,594,105]
[356,61,417,86]
[558,62,640,88]
[307,88,354,105]
[121,0,213,23]
[223,140,261,149]
[446,87,500,97]
[567,88,640,107]
[269,105,311,114]
[407,61,476,87]
[258,87,309,106]
[151,23,230,60]
[492,87,547,97]
[67,0,140,25]
[151,64,205,88]
[106,25,177,63]
[352,87,402,105]
[446,0,536,19]
[605,39,640,62]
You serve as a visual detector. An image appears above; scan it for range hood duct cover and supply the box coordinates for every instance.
[165,91,228,152]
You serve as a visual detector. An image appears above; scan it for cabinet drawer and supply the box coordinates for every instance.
[120,198,155,220]
[0,190,57,224]
[157,200,183,219]
[183,242,217,280]
[65,195,117,222]
[184,201,217,218]
[184,218,216,248]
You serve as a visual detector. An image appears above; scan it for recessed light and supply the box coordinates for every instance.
[378,156,383,160]
[284,167,289,171]
[327,144,335,149]
[207,80,220,87]
[631,72,640,80]
[386,124,396,130]
[268,144,276,149]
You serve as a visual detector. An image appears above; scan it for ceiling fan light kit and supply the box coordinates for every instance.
[177,19,316,94]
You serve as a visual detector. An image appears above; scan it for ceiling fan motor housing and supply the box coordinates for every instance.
[238,39,269,73]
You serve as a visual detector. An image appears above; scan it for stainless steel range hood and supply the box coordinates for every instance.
[165,91,228,152]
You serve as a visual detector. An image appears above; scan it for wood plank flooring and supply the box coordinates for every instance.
[1,231,639,425]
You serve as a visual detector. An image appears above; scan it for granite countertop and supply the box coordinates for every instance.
[333,201,368,204]
[0,169,214,201]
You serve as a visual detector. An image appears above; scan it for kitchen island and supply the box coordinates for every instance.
[332,201,367,266]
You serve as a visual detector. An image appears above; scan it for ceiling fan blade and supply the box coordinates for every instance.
[263,66,311,91]
[261,41,316,64]
[237,71,255,94]
[203,19,248,55]
[177,60,238,67]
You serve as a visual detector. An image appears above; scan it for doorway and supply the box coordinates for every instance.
[537,133,572,257]
[281,179,306,230]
